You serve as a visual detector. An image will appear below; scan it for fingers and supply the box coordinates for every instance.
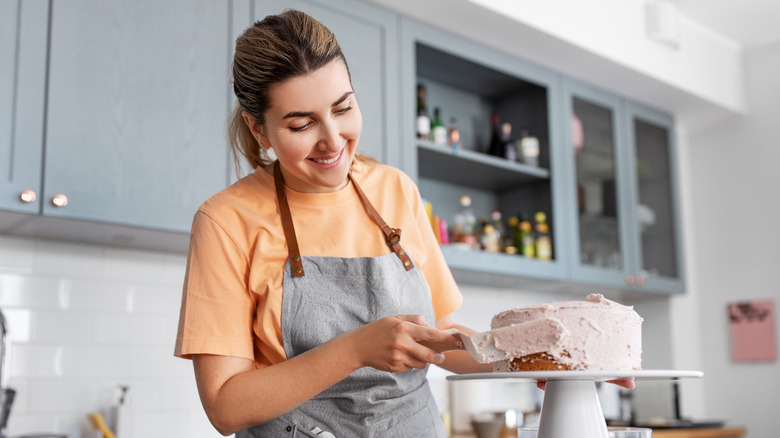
[372,315,463,371]
[536,377,635,391]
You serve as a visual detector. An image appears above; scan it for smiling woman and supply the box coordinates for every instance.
[242,61,362,193]
[174,8,491,438]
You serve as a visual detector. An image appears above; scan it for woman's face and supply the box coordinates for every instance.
[253,59,362,193]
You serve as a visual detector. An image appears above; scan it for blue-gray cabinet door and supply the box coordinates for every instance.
[561,78,634,289]
[250,0,399,166]
[0,0,48,214]
[622,101,685,294]
[41,0,231,231]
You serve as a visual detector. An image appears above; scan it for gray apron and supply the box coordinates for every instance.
[237,163,446,438]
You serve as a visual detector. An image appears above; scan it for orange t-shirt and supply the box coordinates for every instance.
[174,160,462,368]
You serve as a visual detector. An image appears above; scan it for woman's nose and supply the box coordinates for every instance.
[317,119,342,151]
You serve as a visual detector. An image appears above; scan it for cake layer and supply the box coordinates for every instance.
[490,294,642,371]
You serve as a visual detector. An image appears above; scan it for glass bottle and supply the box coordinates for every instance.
[452,195,477,250]
[534,211,552,261]
[501,122,516,162]
[416,84,431,140]
[487,112,502,157]
[489,210,505,252]
[431,107,447,145]
[506,216,519,253]
[518,213,535,258]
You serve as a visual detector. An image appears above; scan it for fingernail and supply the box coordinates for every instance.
[434,353,445,364]
[456,340,464,349]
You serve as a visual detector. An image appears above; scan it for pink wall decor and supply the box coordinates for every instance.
[728,299,777,362]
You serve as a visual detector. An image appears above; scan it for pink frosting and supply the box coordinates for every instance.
[490,294,643,371]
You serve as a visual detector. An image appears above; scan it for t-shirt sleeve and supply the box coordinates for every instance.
[402,174,463,320]
[174,210,256,360]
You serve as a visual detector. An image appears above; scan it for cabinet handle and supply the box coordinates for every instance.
[625,275,636,285]
[51,193,69,208]
[20,189,37,203]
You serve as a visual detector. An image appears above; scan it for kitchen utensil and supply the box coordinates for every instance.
[87,412,115,438]
[471,412,505,438]
[425,318,567,363]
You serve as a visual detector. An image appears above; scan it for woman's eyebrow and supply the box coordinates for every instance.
[331,91,354,107]
[282,91,354,120]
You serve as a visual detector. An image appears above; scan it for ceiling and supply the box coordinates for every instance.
[677,0,780,49]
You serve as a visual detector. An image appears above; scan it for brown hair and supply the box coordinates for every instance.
[229,9,373,174]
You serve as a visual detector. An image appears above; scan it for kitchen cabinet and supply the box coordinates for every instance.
[41,0,230,231]
[560,78,684,294]
[250,0,400,166]
[1,0,232,244]
[0,0,48,215]
[399,17,569,284]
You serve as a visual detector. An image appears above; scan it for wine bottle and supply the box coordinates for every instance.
[431,107,447,145]
[487,112,502,157]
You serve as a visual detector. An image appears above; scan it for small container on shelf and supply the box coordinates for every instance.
[518,129,540,167]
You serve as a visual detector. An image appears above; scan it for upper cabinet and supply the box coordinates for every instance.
[250,0,400,166]
[0,0,48,215]
[41,0,230,231]
[560,78,684,294]
[399,18,569,283]
[623,102,684,293]
[1,0,232,243]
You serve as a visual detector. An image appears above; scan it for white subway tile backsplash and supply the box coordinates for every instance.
[10,344,63,378]
[129,283,183,315]
[131,347,191,378]
[96,314,171,347]
[103,247,169,284]
[28,379,101,413]
[0,236,35,272]
[30,310,102,344]
[62,346,133,378]
[0,273,70,309]
[67,278,132,313]
[0,235,216,437]
[33,240,105,278]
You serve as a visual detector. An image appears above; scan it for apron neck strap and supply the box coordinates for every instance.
[273,161,415,277]
[274,162,305,277]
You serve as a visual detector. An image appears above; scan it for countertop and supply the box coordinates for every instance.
[451,426,747,438]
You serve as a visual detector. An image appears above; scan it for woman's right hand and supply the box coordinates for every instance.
[346,315,462,373]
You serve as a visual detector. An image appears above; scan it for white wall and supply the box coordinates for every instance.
[0,236,224,438]
[681,41,780,438]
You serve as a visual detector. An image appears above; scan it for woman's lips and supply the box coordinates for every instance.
[309,148,344,168]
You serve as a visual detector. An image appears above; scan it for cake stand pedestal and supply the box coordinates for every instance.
[447,370,702,438]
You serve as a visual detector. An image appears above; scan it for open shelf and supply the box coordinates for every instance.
[417,141,549,191]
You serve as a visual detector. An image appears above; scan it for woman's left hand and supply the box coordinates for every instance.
[537,377,635,390]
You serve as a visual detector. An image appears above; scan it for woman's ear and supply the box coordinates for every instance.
[242,111,270,150]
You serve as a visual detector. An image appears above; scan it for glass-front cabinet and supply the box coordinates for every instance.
[623,102,684,293]
[562,78,684,294]
[561,80,633,287]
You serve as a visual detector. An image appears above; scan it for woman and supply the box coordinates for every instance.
[175,9,489,437]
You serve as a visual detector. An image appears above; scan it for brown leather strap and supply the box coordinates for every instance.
[348,173,415,271]
[273,161,415,277]
[274,162,305,277]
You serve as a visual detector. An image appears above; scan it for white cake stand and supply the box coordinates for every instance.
[447,370,702,438]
